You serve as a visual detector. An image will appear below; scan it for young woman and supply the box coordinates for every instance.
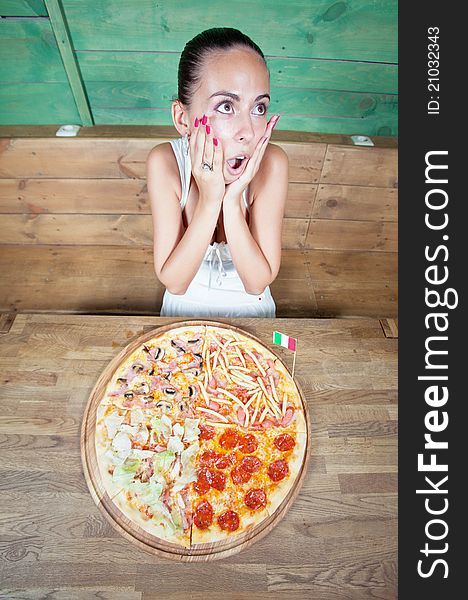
[147,27,289,317]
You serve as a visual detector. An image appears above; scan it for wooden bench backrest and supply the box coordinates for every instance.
[0,129,397,318]
[0,134,397,252]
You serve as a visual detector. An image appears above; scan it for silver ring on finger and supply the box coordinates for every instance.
[201,161,213,171]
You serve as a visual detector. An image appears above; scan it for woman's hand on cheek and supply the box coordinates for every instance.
[223,114,280,205]
[189,115,225,207]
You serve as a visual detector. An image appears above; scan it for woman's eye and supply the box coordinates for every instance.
[217,102,233,114]
[254,103,268,116]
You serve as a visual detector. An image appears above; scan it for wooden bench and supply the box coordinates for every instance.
[0,126,397,318]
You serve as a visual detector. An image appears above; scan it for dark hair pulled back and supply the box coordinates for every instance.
[177,27,268,107]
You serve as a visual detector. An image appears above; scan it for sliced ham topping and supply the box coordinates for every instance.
[109,385,129,397]
[214,373,227,389]
[123,362,145,383]
[280,406,295,427]
[209,400,221,411]
[237,406,247,426]
[159,360,179,375]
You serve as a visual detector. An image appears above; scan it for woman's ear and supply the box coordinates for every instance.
[172,100,190,137]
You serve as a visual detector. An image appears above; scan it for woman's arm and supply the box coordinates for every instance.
[147,142,222,295]
[222,144,289,295]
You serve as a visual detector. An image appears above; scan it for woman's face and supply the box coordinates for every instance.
[187,47,271,183]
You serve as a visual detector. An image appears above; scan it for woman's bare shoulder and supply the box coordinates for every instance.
[147,142,178,172]
[250,142,289,201]
[146,142,181,199]
[264,142,289,170]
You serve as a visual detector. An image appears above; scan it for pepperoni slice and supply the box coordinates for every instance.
[231,464,251,485]
[214,452,236,469]
[199,450,218,467]
[199,424,215,440]
[217,510,240,531]
[244,488,267,510]
[238,433,258,454]
[274,433,296,452]
[194,500,213,529]
[193,467,212,495]
[210,469,226,491]
[193,479,210,495]
[267,459,289,482]
[219,429,240,450]
[240,455,262,474]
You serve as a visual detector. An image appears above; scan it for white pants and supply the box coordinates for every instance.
[160,243,276,318]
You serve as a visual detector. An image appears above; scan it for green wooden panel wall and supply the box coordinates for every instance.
[0,16,80,123]
[0,1,47,16]
[1,0,398,135]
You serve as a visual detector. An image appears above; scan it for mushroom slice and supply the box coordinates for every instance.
[153,347,165,361]
[133,381,150,395]
[164,387,177,396]
[183,367,200,377]
[156,400,173,413]
[171,340,185,353]
[178,399,189,413]
[124,391,134,399]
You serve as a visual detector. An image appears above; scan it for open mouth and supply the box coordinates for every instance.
[226,155,249,175]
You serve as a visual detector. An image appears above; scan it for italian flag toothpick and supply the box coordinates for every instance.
[273,331,298,376]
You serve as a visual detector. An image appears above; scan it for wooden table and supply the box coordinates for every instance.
[0,314,398,599]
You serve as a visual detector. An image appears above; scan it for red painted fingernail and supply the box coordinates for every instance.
[262,137,268,144]
[206,125,211,135]
[272,115,280,129]
[202,115,207,125]
[194,117,199,127]
[213,137,218,146]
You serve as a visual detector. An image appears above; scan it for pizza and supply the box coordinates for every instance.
[93,323,308,550]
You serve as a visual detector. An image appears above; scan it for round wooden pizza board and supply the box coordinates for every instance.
[81,320,311,561]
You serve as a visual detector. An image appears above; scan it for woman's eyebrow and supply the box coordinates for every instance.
[209,91,270,102]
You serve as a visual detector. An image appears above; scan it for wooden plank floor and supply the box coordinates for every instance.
[0,314,397,599]
[0,246,397,318]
